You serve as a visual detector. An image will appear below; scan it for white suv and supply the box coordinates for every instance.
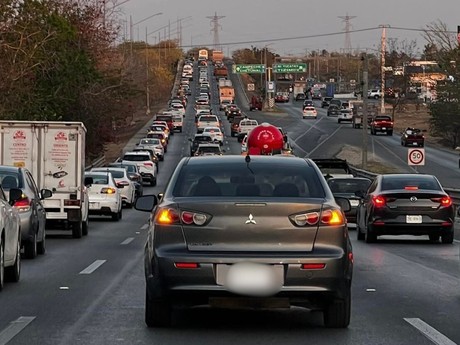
[368,89,382,99]
[120,151,157,186]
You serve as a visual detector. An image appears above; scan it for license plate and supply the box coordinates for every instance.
[406,215,422,223]
[89,202,100,209]
[350,200,359,206]
[216,263,284,296]
[382,127,386,130]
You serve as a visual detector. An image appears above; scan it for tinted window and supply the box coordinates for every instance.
[328,179,371,194]
[123,155,150,161]
[172,163,325,198]
[0,171,23,190]
[87,174,109,184]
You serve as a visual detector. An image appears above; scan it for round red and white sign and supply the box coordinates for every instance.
[408,148,425,165]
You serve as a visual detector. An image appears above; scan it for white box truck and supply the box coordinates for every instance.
[0,121,89,238]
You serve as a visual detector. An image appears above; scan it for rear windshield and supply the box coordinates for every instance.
[86,174,109,184]
[194,136,213,143]
[172,162,326,198]
[140,138,160,145]
[381,176,441,191]
[0,172,23,190]
[155,116,172,122]
[198,146,221,153]
[199,116,218,122]
[95,169,124,178]
[123,154,150,162]
[109,164,137,173]
[328,179,371,194]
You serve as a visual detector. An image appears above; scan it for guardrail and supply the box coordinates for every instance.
[85,155,106,171]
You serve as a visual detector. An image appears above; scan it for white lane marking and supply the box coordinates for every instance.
[0,316,36,345]
[404,318,457,345]
[141,224,148,230]
[121,237,134,245]
[305,124,343,158]
[79,260,106,274]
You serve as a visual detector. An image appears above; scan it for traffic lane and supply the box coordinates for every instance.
[351,236,460,344]
[0,206,148,342]
[16,238,458,345]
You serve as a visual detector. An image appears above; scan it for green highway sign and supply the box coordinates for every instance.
[273,63,307,73]
[232,64,266,74]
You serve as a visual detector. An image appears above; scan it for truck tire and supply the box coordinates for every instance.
[71,221,83,239]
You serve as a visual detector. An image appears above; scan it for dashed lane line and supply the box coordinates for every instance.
[404,318,457,345]
[0,316,36,345]
[79,260,106,275]
[121,237,134,245]
[141,224,148,230]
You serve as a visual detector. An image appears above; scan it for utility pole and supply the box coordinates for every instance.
[362,53,369,169]
[145,27,151,115]
[380,24,389,114]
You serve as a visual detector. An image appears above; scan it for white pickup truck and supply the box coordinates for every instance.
[196,115,221,133]
[237,119,259,142]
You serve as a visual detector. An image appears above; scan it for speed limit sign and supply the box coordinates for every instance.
[408,148,425,166]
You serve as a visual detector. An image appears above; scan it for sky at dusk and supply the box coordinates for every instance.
[114,0,460,56]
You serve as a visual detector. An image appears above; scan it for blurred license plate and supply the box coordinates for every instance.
[89,202,100,209]
[406,215,422,223]
[382,127,386,130]
[350,200,359,206]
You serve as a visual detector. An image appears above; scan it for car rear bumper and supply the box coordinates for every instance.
[370,219,453,236]
[145,253,352,305]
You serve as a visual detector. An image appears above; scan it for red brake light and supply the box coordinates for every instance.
[372,195,386,207]
[144,162,153,167]
[432,196,452,207]
[175,262,200,269]
[181,211,208,225]
[14,197,31,212]
[404,186,418,190]
[301,263,326,270]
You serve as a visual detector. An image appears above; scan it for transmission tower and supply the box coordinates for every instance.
[207,12,225,50]
[338,14,356,53]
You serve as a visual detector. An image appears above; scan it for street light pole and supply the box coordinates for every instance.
[362,54,369,169]
[380,25,389,114]
[145,27,151,115]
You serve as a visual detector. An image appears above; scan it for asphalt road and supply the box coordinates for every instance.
[0,63,459,345]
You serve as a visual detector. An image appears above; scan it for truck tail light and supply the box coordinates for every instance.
[64,199,81,206]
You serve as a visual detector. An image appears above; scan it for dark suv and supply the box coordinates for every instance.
[189,133,213,156]
[230,115,245,137]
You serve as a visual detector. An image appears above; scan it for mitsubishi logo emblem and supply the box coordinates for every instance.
[245,214,257,224]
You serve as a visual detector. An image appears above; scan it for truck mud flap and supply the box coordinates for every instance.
[67,209,82,222]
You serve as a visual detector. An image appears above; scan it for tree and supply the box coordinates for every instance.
[423,21,460,147]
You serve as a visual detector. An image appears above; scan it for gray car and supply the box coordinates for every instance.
[0,166,52,259]
[135,155,353,328]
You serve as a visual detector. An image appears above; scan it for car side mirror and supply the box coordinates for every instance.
[135,195,158,212]
[335,197,351,213]
[84,176,93,187]
[40,189,53,199]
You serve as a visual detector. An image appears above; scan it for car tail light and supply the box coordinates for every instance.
[320,209,345,225]
[372,195,386,207]
[301,263,326,270]
[431,196,452,207]
[181,211,208,225]
[117,181,130,186]
[155,207,180,224]
[291,208,345,226]
[144,162,153,167]
[101,187,117,194]
[14,196,31,212]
